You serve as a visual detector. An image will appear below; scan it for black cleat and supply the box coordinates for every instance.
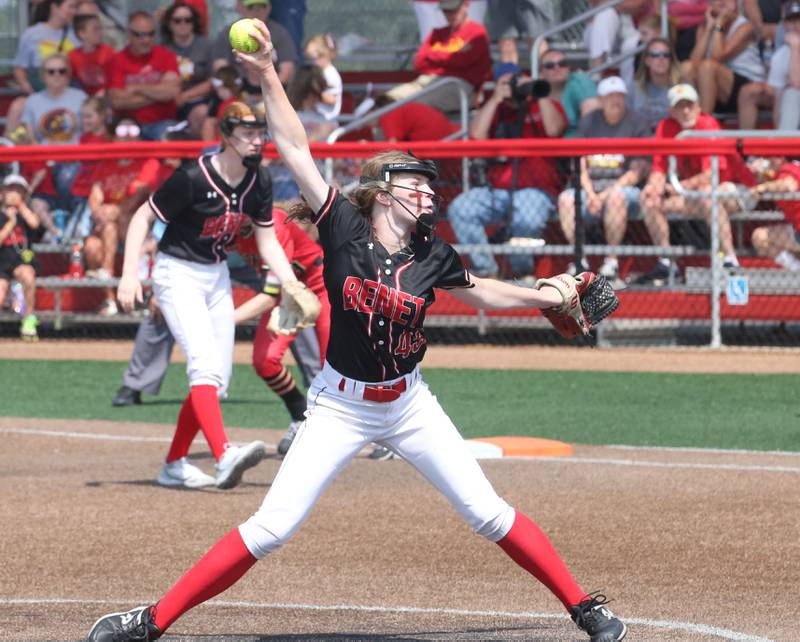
[87,605,162,641]
[112,386,141,407]
[570,593,627,641]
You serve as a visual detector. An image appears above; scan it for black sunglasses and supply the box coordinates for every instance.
[171,16,193,24]
[647,50,671,59]
[130,29,155,38]
[45,67,69,75]
[541,60,569,70]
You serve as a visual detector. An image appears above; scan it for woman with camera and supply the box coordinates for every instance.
[447,62,566,280]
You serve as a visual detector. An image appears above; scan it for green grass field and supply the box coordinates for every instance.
[3,359,799,451]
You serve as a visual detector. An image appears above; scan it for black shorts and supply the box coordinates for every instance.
[0,246,39,280]
[715,71,752,114]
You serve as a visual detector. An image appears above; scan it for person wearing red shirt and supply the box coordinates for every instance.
[84,115,162,315]
[385,0,491,113]
[447,64,566,279]
[749,158,800,271]
[107,11,181,141]
[378,100,458,141]
[637,83,741,285]
[68,14,115,96]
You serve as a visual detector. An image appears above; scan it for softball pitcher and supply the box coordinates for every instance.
[88,23,625,642]
[115,101,311,490]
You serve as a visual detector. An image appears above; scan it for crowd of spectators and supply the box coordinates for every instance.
[3,0,800,335]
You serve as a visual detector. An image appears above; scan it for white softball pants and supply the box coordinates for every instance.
[152,252,234,392]
[239,362,515,559]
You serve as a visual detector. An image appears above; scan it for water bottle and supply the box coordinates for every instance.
[11,282,25,315]
[68,244,84,278]
[53,209,66,239]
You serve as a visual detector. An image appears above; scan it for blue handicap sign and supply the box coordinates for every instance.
[725,275,749,306]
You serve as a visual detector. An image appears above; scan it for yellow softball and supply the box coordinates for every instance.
[229,18,260,54]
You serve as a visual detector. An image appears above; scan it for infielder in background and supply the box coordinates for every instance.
[115,101,316,490]
[87,22,625,642]
[234,208,330,455]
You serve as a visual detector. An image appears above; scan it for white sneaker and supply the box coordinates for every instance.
[599,258,619,280]
[215,441,267,489]
[157,457,216,488]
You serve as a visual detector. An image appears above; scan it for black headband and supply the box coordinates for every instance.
[222,116,267,130]
[360,160,439,185]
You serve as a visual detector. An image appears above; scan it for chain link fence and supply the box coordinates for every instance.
[2,135,799,347]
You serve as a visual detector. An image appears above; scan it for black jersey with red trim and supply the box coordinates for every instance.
[313,187,472,382]
[150,154,273,264]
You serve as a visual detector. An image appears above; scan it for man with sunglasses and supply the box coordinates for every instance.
[107,10,181,141]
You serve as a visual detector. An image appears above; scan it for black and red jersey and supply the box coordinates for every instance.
[150,154,273,264]
[313,187,472,382]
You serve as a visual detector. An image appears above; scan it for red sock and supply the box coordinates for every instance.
[496,510,586,609]
[189,384,229,461]
[165,394,201,463]
[153,528,257,633]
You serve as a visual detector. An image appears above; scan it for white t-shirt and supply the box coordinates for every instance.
[767,44,794,89]
[316,64,343,122]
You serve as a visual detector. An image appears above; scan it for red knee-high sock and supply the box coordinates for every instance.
[165,394,202,463]
[153,528,257,633]
[190,384,229,461]
[496,510,586,610]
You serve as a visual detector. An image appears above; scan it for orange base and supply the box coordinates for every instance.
[470,436,573,458]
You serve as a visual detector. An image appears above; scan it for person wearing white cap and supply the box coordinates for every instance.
[0,174,41,340]
[636,82,741,285]
[557,76,649,281]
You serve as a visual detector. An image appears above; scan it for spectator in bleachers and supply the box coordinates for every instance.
[631,14,677,75]
[584,0,651,86]
[84,115,161,315]
[22,53,87,212]
[213,0,297,86]
[76,0,125,50]
[539,49,599,138]
[765,1,800,129]
[413,0,486,43]
[107,11,181,141]
[670,0,709,61]
[743,0,783,52]
[270,0,307,55]
[7,0,79,136]
[558,76,650,280]
[63,95,110,241]
[161,2,214,138]
[446,64,566,279]
[68,13,114,96]
[749,157,800,271]
[737,1,800,129]
[0,174,41,340]
[385,0,491,114]
[201,65,244,140]
[304,33,342,122]
[155,0,208,36]
[628,36,682,132]
[637,83,740,285]
[487,0,552,66]
[681,0,765,116]
[377,100,458,142]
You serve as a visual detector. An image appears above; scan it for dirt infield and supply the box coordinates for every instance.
[1,416,797,641]
[3,342,798,640]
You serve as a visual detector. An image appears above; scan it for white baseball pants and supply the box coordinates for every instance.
[152,252,234,392]
[239,361,515,559]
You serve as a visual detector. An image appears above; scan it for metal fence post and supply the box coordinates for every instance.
[572,156,584,271]
[710,155,721,348]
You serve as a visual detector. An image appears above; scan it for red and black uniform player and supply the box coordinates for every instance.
[236,208,330,454]
[87,24,626,642]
